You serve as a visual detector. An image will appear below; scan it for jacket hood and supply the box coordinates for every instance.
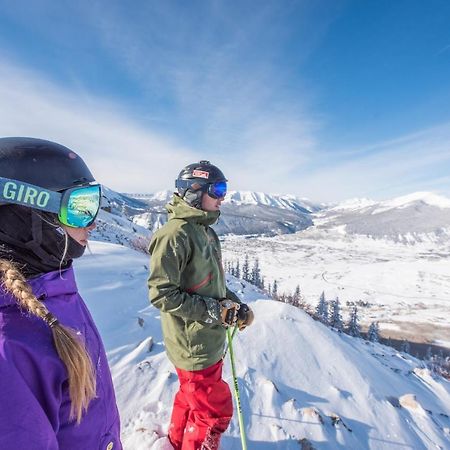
[166,193,220,226]
[0,266,77,308]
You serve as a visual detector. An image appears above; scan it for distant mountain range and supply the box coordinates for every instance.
[94,187,450,244]
[115,189,321,236]
[316,192,450,244]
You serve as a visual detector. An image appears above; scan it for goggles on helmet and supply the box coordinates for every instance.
[207,180,227,199]
[176,179,227,199]
[0,176,101,228]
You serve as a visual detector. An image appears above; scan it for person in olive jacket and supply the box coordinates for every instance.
[148,160,254,450]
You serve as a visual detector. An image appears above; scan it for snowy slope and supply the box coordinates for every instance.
[75,242,450,450]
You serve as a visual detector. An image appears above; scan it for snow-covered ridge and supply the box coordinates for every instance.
[224,190,322,213]
[329,191,450,214]
[327,197,377,212]
[372,191,450,214]
[316,191,450,244]
[125,190,322,213]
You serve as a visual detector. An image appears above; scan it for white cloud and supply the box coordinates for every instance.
[0,60,198,192]
[1,57,449,203]
[298,123,450,202]
[82,1,323,191]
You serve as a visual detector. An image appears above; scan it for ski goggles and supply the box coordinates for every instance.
[0,176,101,228]
[207,180,227,199]
[176,179,227,199]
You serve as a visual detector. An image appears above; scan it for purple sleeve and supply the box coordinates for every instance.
[0,335,63,449]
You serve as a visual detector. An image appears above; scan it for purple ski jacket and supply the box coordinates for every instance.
[0,266,122,450]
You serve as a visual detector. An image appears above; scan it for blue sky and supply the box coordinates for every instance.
[0,0,449,201]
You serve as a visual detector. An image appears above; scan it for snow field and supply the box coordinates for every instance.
[221,231,450,348]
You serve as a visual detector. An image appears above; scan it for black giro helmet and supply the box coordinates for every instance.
[0,137,95,191]
[0,137,96,276]
[175,160,227,208]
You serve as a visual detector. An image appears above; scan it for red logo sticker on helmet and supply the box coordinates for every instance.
[193,169,209,179]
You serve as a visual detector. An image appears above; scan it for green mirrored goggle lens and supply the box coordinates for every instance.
[58,185,101,228]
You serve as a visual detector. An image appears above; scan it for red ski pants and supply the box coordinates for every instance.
[168,360,233,450]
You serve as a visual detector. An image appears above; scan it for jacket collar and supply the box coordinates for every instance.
[0,266,77,307]
[166,194,220,226]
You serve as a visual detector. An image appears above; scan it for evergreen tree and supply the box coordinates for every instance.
[272,279,278,298]
[329,297,343,331]
[367,322,380,342]
[261,276,265,291]
[251,257,261,288]
[346,306,361,337]
[268,283,272,297]
[291,285,301,308]
[242,254,250,282]
[315,291,328,324]
[235,259,241,279]
[425,346,433,361]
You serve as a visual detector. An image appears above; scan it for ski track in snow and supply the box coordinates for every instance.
[74,241,450,450]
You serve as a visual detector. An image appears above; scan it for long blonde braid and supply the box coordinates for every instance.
[0,259,96,423]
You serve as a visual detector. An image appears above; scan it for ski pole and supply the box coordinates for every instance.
[223,325,238,358]
[227,327,248,450]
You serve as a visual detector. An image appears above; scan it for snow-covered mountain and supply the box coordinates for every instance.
[76,242,450,449]
[91,188,450,353]
[316,191,450,244]
[111,189,450,244]
[220,193,450,354]
[126,190,321,236]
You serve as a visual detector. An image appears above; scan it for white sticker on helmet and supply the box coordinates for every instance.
[192,169,209,179]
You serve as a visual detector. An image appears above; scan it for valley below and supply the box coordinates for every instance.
[221,226,450,354]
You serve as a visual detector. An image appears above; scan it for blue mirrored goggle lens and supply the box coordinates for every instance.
[59,185,101,228]
[209,181,227,199]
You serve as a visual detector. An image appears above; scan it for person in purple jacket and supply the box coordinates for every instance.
[0,137,122,450]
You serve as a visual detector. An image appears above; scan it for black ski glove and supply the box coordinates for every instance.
[236,303,254,331]
[219,299,240,328]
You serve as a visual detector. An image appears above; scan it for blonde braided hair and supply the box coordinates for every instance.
[0,259,96,423]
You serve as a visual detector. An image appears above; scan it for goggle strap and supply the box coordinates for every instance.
[175,179,207,190]
[0,176,61,214]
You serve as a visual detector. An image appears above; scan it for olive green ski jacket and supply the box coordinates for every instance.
[148,194,240,371]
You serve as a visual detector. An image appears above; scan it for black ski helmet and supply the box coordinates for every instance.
[0,137,95,191]
[175,160,227,208]
[0,137,97,277]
